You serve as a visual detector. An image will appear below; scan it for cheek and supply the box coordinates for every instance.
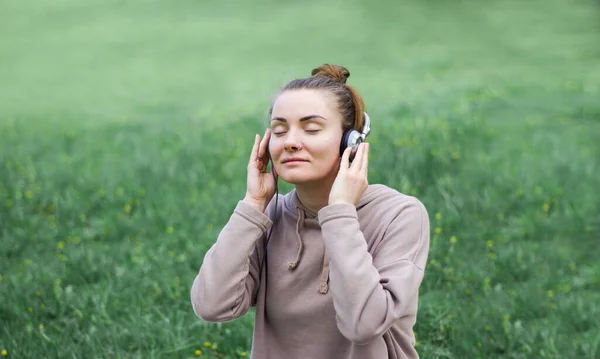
[268,139,285,163]
[311,136,341,162]
[268,141,282,160]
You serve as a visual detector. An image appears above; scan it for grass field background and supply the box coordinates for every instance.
[1,0,600,358]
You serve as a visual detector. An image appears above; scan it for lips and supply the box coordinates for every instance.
[282,158,308,163]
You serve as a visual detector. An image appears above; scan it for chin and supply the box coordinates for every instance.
[277,165,336,186]
[279,172,319,185]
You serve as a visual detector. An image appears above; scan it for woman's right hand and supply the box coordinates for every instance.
[243,129,277,213]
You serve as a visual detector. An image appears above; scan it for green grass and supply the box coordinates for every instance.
[1,0,600,358]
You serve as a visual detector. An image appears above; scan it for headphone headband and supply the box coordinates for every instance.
[361,111,371,139]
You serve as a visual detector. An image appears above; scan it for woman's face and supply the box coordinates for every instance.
[268,89,344,185]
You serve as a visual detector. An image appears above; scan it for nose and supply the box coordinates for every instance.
[283,129,303,152]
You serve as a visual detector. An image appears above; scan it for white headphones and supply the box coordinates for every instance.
[340,111,371,160]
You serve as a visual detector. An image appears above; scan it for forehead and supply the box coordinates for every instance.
[271,89,339,121]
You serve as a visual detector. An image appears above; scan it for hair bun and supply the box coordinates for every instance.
[311,64,350,84]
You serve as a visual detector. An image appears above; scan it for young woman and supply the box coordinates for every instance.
[191,64,430,359]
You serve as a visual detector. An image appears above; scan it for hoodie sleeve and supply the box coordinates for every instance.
[317,197,430,345]
[190,199,272,323]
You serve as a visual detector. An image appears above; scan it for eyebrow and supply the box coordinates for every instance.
[270,114,327,122]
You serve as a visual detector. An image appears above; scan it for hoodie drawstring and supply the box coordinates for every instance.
[317,251,330,294]
[287,207,330,294]
[287,208,305,270]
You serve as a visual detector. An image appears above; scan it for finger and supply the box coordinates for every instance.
[249,134,260,163]
[351,143,365,172]
[258,129,270,162]
[339,146,351,171]
[361,143,369,176]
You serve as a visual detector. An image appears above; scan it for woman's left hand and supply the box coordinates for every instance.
[329,143,370,207]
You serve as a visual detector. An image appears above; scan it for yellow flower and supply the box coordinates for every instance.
[240,352,247,357]
[203,341,211,348]
[194,349,201,356]
[124,204,131,214]
[547,290,554,298]
[487,240,493,248]
[1,349,6,356]
[450,236,457,245]
[167,226,174,234]
[435,212,442,220]
[57,241,64,249]
[211,345,217,350]
[39,323,44,330]
[28,307,33,313]
[434,227,441,234]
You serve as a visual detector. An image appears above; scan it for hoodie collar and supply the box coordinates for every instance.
[284,184,384,218]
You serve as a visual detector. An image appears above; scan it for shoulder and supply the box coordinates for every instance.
[359,184,430,267]
[359,184,429,220]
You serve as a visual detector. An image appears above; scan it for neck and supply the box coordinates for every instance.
[294,175,337,215]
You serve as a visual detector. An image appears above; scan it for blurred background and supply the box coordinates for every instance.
[1,0,599,358]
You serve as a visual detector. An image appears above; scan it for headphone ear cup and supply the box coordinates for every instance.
[340,129,361,158]
[340,130,351,157]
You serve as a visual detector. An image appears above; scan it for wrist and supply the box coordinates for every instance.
[328,199,354,207]
[243,195,267,212]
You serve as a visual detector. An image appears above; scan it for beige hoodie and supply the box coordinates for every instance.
[191,184,430,359]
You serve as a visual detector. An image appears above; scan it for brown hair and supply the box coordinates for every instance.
[270,64,366,132]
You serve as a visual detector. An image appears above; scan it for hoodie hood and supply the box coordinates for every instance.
[281,185,390,294]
